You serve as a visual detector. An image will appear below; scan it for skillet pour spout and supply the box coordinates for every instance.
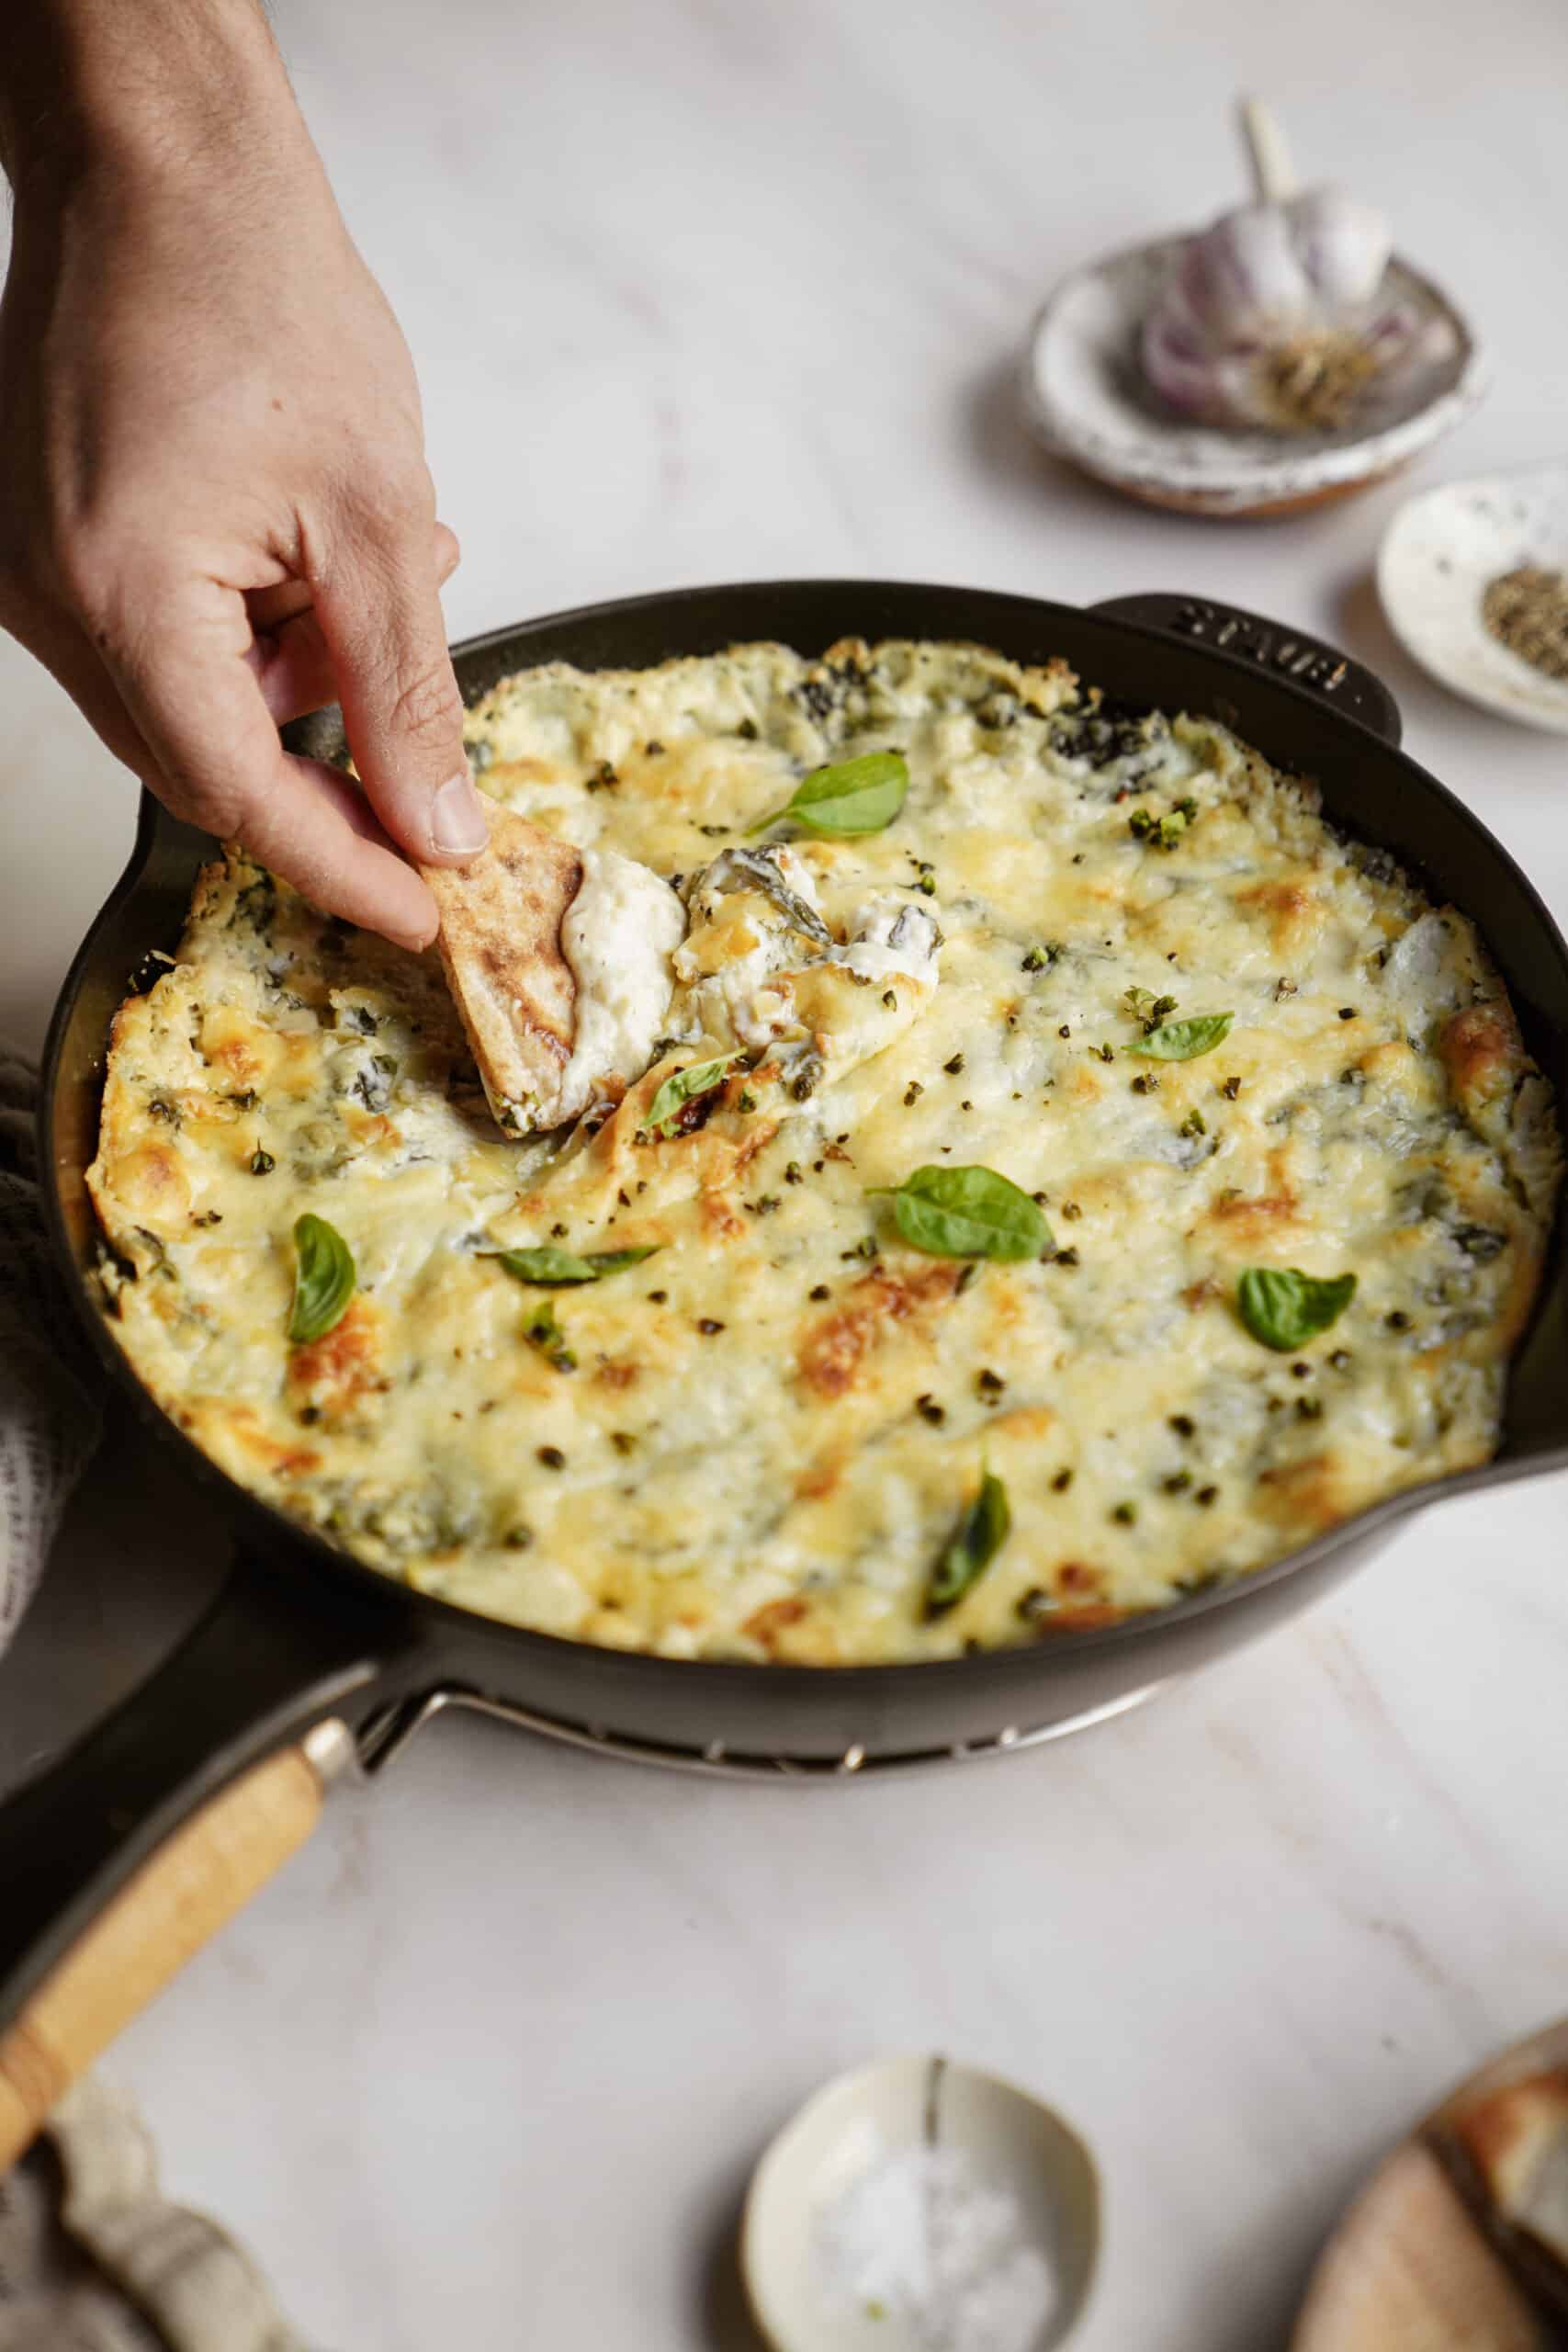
[4,579,1566,2165]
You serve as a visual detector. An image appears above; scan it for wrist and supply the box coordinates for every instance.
[0,1,296,203]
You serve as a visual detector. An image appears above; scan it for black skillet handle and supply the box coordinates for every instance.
[1091,593,1404,749]
[0,1546,412,2163]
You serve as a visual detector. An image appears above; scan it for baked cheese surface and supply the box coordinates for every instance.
[87,639,1561,1661]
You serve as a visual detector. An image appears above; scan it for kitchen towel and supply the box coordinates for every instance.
[0,1049,307,2352]
[0,1047,100,1652]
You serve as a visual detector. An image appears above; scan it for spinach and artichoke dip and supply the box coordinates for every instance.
[87,639,1561,1662]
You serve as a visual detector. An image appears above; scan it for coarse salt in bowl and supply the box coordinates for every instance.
[742,2053,1100,2352]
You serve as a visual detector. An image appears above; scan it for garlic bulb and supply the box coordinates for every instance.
[1142,183,1459,435]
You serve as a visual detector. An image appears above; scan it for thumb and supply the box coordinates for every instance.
[308,508,487,865]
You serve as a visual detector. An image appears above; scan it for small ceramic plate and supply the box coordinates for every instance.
[1022,236,1485,519]
[740,2053,1100,2352]
[1378,466,1568,731]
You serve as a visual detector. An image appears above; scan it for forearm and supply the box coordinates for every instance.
[0,0,474,946]
[0,0,298,196]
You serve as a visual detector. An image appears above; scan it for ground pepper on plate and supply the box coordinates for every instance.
[1482,566,1568,683]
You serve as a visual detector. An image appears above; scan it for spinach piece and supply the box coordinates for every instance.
[869,1165,1051,1261]
[701,846,832,945]
[522,1296,576,1373]
[748,751,908,839]
[1236,1266,1357,1351]
[1123,986,1179,1029]
[288,1214,355,1344]
[927,1470,1011,1617]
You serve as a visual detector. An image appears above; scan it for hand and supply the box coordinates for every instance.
[0,6,486,949]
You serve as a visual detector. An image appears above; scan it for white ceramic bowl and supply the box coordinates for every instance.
[1023,235,1485,519]
[741,2053,1100,2352]
[1377,464,1568,731]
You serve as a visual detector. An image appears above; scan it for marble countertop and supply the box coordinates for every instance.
[4,1,1568,2344]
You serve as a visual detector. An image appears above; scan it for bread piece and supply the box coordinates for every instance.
[424,808,584,1136]
[1447,2070,1568,2279]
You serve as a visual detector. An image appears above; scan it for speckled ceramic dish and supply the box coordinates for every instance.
[1379,466,1568,731]
[1023,237,1485,519]
[741,2054,1100,2352]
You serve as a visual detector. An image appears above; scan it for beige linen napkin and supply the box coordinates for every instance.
[0,2082,306,2352]
[0,1049,100,1650]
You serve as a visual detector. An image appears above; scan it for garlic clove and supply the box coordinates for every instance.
[1352,298,1461,405]
[1140,308,1275,427]
[1285,185,1393,312]
[1173,201,1314,340]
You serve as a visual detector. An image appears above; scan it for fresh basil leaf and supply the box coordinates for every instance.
[869,1165,1051,1261]
[288,1213,355,1343]
[644,1052,747,1137]
[927,1470,1011,1617]
[748,751,908,839]
[492,1245,660,1285]
[1236,1266,1357,1351]
[1135,1012,1234,1061]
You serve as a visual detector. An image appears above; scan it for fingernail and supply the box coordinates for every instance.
[431,773,489,857]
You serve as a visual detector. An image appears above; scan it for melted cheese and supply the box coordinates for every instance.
[86,639,1561,1663]
[671,844,940,1071]
[558,846,684,1115]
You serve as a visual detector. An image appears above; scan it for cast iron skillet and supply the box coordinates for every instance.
[4,579,1567,2064]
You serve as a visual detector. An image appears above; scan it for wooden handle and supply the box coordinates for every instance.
[0,1736,337,2174]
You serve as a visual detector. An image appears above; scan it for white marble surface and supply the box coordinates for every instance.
[4,1,1568,2345]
